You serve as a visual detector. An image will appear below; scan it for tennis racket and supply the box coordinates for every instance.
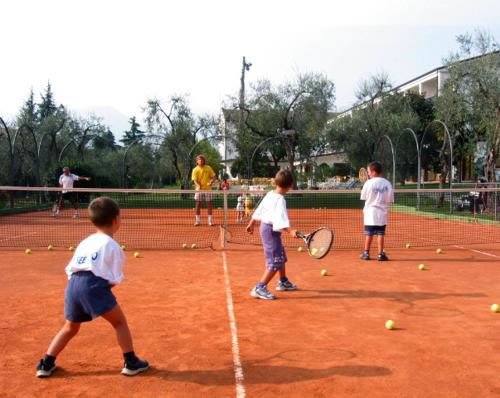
[295,227,334,259]
[359,167,368,184]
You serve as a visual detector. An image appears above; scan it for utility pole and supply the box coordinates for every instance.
[239,56,252,134]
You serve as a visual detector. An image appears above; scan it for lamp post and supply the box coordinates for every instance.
[382,135,396,187]
[247,132,293,182]
[58,139,76,163]
[421,120,453,212]
[399,127,421,208]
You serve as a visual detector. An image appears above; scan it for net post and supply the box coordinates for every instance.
[222,189,228,249]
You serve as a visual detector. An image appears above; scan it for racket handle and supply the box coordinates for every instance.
[295,231,306,239]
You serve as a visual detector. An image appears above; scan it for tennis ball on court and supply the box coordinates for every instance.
[120,245,126,251]
[491,304,500,313]
[134,251,140,258]
[311,248,318,256]
[47,244,54,251]
[25,248,32,254]
[436,248,443,254]
[182,243,188,249]
[68,246,74,251]
[405,243,411,249]
[320,269,328,276]
[418,264,426,271]
[191,243,197,249]
[385,320,396,330]
[297,246,304,252]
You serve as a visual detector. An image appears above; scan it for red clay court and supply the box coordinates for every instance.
[1,188,500,397]
[1,242,500,397]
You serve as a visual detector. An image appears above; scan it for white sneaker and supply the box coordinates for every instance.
[250,286,276,300]
[194,221,201,226]
[276,280,297,291]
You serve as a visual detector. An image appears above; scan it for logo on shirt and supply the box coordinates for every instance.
[372,186,389,194]
[76,256,87,265]
[91,252,98,261]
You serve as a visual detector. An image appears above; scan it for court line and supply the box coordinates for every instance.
[222,250,246,398]
[453,245,500,259]
[0,232,37,243]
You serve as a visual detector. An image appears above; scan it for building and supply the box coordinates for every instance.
[330,51,500,181]
[218,109,347,181]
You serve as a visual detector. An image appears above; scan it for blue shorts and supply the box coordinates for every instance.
[364,225,387,236]
[64,271,117,323]
[260,223,287,271]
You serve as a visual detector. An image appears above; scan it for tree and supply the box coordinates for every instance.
[233,73,335,186]
[120,116,145,146]
[437,30,500,184]
[38,82,58,121]
[327,73,419,179]
[92,128,117,151]
[144,95,217,187]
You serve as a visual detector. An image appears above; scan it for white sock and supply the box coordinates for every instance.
[208,215,213,224]
[195,215,201,223]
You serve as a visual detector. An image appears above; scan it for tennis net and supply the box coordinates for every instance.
[0,186,499,250]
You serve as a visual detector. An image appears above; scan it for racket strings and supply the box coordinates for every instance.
[309,230,333,255]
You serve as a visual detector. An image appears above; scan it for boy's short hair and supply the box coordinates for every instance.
[368,161,382,174]
[274,169,294,189]
[88,197,120,227]
[196,155,206,162]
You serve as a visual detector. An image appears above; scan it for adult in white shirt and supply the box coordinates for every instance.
[360,161,394,261]
[54,166,91,218]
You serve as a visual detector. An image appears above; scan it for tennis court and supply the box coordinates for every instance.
[1,188,500,397]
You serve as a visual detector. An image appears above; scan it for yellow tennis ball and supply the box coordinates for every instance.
[47,245,54,251]
[385,320,396,330]
[134,251,140,258]
[25,248,32,254]
[68,246,74,251]
[191,243,197,249]
[405,243,411,249]
[182,243,188,249]
[297,246,304,252]
[418,264,426,271]
[491,304,500,313]
[436,248,443,254]
[311,248,318,255]
[120,245,126,251]
[320,269,328,276]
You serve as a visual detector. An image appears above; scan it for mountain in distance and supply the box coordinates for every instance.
[80,105,130,142]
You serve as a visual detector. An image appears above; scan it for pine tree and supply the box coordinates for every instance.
[121,116,145,146]
[38,82,57,121]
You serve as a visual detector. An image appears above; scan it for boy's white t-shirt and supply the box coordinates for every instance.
[360,176,394,226]
[251,191,290,231]
[236,195,244,211]
[59,173,80,193]
[65,232,124,285]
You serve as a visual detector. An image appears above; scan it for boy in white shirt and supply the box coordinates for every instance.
[360,161,394,261]
[246,170,298,300]
[236,194,245,223]
[36,197,149,377]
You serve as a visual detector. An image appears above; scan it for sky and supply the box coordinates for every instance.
[1,0,499,139]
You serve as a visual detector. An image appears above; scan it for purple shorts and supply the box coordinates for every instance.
[364,225,387,236]
[260,223,287,270]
